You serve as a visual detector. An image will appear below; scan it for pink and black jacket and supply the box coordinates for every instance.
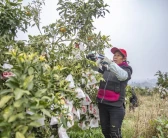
[96,62,132,107]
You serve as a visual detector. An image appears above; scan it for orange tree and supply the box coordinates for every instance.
[0,0,111,137]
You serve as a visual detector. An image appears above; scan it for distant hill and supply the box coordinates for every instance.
[128,79,157,88]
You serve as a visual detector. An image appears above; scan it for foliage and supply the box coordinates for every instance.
[67,123,103,138]
[151,117,168,138]
[0,0,32,41]
[0,0,111,137]
[125,85,132,105]
[155,71,168,88]
[155,71,168,99]
[134,87,154,96]
[67,129,104,138]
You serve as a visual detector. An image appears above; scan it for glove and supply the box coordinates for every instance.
[101,57,112,64]
[96,54,105,60]
[86,53,97,61]
[86,52,105,62]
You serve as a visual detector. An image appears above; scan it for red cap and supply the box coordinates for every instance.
[111,47,127,57]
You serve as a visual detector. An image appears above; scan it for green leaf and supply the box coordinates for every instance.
[61,115,67,128]
[18,0,23,2]
[21,126,28,135]
[8,114,17,123]
[28,67,34,75]
[0,129,11,138]
[14,88,31,100]
[41,109,51,117]
[14,125,24,132]
[165,124,168,128]
[8,113,24,123]
[28,114,43,120]
[35,89,47,98]
[0,122,10,127]
[9,2,19,6]
[3,106,14,121]
[28,121,41,127]
[23,75,34,89]
[0,96,13,108]
[14,99,24,108]
[5,81,19,89]
[0,89,12,95]
[27,81,34,91]
[15,132,25,138]
[27,134,35,138]
[17,113,24,119]
[41,96,52,101]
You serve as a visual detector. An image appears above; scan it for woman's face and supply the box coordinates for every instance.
[113,51,126,64]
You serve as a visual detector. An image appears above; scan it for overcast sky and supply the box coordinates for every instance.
[19,0,168,81]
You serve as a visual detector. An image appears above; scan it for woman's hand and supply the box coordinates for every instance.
[86,53,97,61]
[102,57,112,64]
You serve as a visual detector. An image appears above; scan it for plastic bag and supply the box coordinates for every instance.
[75,53,82,60]
[50,135,54,138]
[64,99,73,112]
[81,94,92,105]
[81,78,86,85]
[26,109,34,115]
[65,74,75,88]
[89,104,94,114]
[37,117,45,126]
[67,113,74,128]
[2,72,14,78]
[92,105,99,118]
[89,104,99,118]
[67,120,74,128]
[2,63,13,69]
[79,43,85,51]
[75,87,85,99]
[78,121,87,130]
[87,75,97,86]
[89,118,99,128]
[50,116,58,126]
[26,109,45,126]
[72,107,80,119]
[80,105,87,114]
[78,120,90,130]
[72,48,82,60]
[58,126,69,138]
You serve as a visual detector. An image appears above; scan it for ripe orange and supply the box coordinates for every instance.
[26,11,31,16]
[60,27,66,33]
[88,36,93,41]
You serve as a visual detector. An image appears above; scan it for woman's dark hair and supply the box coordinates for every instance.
[119,52,130,64]
[125,60,130,64]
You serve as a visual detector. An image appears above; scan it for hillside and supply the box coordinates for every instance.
[129,79,157,88]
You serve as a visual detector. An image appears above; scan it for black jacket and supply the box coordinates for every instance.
[96,62,132,107]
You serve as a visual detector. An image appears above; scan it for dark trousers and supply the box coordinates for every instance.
[98,103,125,138]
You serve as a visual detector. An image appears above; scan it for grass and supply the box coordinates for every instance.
[68,94,168,138]
[122,94,168,138]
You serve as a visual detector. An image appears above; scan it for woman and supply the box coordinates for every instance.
[95,47,132,138]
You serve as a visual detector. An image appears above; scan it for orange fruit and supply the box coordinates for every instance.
[88,36,93,41]
[75,42,79,48]
[26,11,31,16]
[60,27,66,33]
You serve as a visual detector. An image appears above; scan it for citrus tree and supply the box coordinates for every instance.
[0,0,112,137]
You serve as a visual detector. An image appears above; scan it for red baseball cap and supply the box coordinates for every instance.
[111,47,127,57]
